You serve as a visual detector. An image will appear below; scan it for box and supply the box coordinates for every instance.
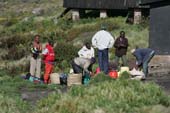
[67,73,82,86]
[50,73,60,84]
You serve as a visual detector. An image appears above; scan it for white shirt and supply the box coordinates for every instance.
[92,30,114,50]
[78,46,94,59]
[42,48,48,55]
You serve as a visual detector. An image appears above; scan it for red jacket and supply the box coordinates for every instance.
[43,44,55,63]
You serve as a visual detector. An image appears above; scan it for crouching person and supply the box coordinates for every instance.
[42,40,55,84]
[131,48,155,79]
[71,57,92,74]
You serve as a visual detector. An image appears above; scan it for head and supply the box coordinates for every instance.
[131,49,136,54]
[120,31,125,38]
[34,35,40,43]
[48,39,54,47]
[100,24,107,30]
[85,42,91,50]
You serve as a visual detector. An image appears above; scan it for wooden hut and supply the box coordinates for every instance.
[63,0,147,23]
[141,0,170,74]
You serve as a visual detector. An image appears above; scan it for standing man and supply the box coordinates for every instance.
[30,35,42,79]
[131,48,155,78]
[92,25,114,74]
[114,31,129,66]
[42,40,55,84]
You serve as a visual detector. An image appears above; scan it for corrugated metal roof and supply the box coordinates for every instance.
[141,0,165,5]
[63,0,141,9]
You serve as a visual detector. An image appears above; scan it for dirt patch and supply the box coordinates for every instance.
[20,85,68,106]
[146,73,170,94]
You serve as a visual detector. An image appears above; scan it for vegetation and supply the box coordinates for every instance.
[0,71,170,113]
[1,0,169,113]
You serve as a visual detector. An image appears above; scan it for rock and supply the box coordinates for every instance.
[32,8,44,16]
[21,93,29,100]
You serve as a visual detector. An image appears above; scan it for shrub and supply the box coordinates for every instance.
[54,42,79,70]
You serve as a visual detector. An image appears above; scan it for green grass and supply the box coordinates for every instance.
[0,71,170,113]
[35,74,170,113]
[0,1,167,113]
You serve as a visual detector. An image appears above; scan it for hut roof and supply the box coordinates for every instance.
[63,0,142,10]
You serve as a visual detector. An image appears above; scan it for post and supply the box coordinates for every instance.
[72,9,80,21]
[100,10,107,18]
[134,8,142,24]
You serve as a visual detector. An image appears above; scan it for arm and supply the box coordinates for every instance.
[114,38,120,48]
[78,47,85,57]
[120,38,128,48]
[107,34,114,48]
[92,33,99,48]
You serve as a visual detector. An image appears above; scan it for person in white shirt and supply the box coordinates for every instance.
[92,25,114,74]
[78,42,95,59]
[71,42,96,73]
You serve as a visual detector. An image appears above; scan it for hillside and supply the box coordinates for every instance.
[0,0,149,75]
[1,1,169,113]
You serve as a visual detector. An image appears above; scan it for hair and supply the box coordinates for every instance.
[48,39,54,46]
[34,35,40,38]
[85,42,91,49]
[120,31,125,35]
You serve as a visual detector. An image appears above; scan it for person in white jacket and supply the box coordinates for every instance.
[78,42,95,59]
[92,25,114,74]
[71,42,96,73]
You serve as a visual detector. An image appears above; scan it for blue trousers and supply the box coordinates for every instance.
[143,51,155,76]
[98,48,109,74]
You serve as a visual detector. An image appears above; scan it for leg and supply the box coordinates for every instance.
[71,60,82,73]
[30,57,36,76]
[143,51,155,76]
[44,63,53,84]
[88,64,93,72]
[115,56,120,66]
[98,50,104,72]
[122,55,128,66]
[35,58,41,78]
[103,48,109,74]
[142,62,148,77]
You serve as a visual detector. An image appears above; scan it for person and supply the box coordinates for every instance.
[131,48,155,78]
[92,25,114,74]
[114,31,129,66]
[71,57,92,74]
[30,35,42,79]
[78,42,95,72]
[42,40,55,84]
[71,42,95,74]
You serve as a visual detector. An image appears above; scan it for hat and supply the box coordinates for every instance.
[131,49,136,53]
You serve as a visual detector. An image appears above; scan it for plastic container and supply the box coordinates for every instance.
[109,70,118,79]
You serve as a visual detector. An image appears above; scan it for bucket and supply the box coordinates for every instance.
[109,70,118,79]
[120,67,129,73]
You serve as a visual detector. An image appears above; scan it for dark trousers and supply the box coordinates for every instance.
[98,48,109,74]
[71,60,82,73]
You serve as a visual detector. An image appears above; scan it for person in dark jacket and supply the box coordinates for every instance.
[131,48,155,78]
[114,31,128,66]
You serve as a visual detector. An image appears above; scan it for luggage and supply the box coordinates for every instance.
[67,73,82,86]
[50,73,60,84]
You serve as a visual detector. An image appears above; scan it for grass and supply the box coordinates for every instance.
[0,71,170,113]
[0,1,168,113]
[35,74,170,113]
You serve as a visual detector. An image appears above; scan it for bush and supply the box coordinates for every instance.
[54,42,79,70]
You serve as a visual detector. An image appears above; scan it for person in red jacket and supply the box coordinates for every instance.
[42,40,55,84]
